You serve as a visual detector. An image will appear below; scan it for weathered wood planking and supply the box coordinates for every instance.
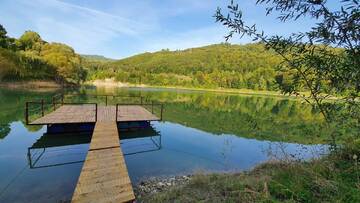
[71,121,135,203]
[31,105,96,124]
[117,105,159,122]
[30,105,159,124]
[29,105,160,202]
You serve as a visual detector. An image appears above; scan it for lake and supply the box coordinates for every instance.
[0,86,328,202]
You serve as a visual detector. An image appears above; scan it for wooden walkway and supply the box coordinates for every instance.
[27,104,162,202]
[30,105,159,125]
[72,107,135,203]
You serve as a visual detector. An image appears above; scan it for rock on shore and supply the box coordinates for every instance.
[134,175,192,198]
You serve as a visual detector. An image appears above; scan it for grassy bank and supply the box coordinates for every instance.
[138,144,360,202]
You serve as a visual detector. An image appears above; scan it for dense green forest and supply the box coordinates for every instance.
[0,24,342,92]
[88,44,284,91]
[0,24,86,84]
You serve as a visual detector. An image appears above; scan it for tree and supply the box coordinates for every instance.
[41,43,85,84]
[0,24,8,48]
[16,31,43,52]
[0,24,14,49]
[215,0,360,146]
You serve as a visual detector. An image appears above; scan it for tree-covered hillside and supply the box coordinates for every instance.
[89,43,283,90]
[0,24,86,84]
[81,55,114,62]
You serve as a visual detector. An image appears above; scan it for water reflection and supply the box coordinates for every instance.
[0,86,333,143]
[27,124,162,169]
[27,132,91,169]
[123,121,327,183]
[120,126,162,156]
[0,87,332,202]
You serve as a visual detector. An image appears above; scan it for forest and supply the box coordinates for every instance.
[0,24,86,85]
[88,43,284,91]
[0,23,347,94]
[0,23,289,91]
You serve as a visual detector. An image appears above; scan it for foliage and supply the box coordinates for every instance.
[89,43,283,90]
[0,25,87,84]
[215,0,360,146]
[0,48,56,81]
[139,146,360,202]
[81,54,114,62]
[16,31,43,51]
[40,43,86,83]
[0,24,15,50]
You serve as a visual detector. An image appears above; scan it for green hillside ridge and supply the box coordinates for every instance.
[88,43,284,91]
[0,24,342,94]
[81,54,115,62]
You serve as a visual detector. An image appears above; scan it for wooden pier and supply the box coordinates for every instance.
[72,121,134,203]
[26,98,163,203]
[29,105,160,125]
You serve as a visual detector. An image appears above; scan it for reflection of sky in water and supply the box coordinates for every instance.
[0,121,327,202]
[0,122,88,202]
[122,121,327,183]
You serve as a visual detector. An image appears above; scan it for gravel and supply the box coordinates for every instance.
[134,175,192,198]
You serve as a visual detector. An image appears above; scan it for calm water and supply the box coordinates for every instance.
[0,87,327,202]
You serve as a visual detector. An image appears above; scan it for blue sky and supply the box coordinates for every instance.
[1,0,318,59]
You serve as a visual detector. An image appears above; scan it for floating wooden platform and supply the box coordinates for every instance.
[72,121,135,203]
[30,105,159,125]
[26,104,162,202]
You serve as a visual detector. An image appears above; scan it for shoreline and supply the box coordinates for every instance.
[88,79,344,101]
[87,79,297,99]
[134,175,192,199]
[0,80,61,89]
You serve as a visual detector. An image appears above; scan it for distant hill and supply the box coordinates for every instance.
[88,43,283,91]
[81,54,115,62]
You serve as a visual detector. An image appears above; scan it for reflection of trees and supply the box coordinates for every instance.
[0,88,58,138]
[0,86,341,144]
[0,124,10,139]
[24,125,43,132]
[143,92,329,144]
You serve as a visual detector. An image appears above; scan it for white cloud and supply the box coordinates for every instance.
[141,25,249,53]
[1,0,160,57]
[0,0,253,58]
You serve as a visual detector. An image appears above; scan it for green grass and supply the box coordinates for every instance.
[138,142,360,202]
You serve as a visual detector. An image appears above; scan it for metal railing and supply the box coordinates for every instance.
[25,101,98,125]
[25,93,162,125]
[64,93,144,106]
[25,99,61,125]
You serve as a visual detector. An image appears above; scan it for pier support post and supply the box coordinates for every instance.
[160,104,163,120]
[41,99,44,116]
[25,102,29,125]
[151,101,154,113]
[52,97,55,110]
[95,103,98,122]
[116,104,118,122]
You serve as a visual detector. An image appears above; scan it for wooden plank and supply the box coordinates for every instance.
[117,105,159,122]
[89,121,120,150]
[72,122,135,203]
[30,105,96,124]
[30,105,159,124]
[28,103,161,202]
